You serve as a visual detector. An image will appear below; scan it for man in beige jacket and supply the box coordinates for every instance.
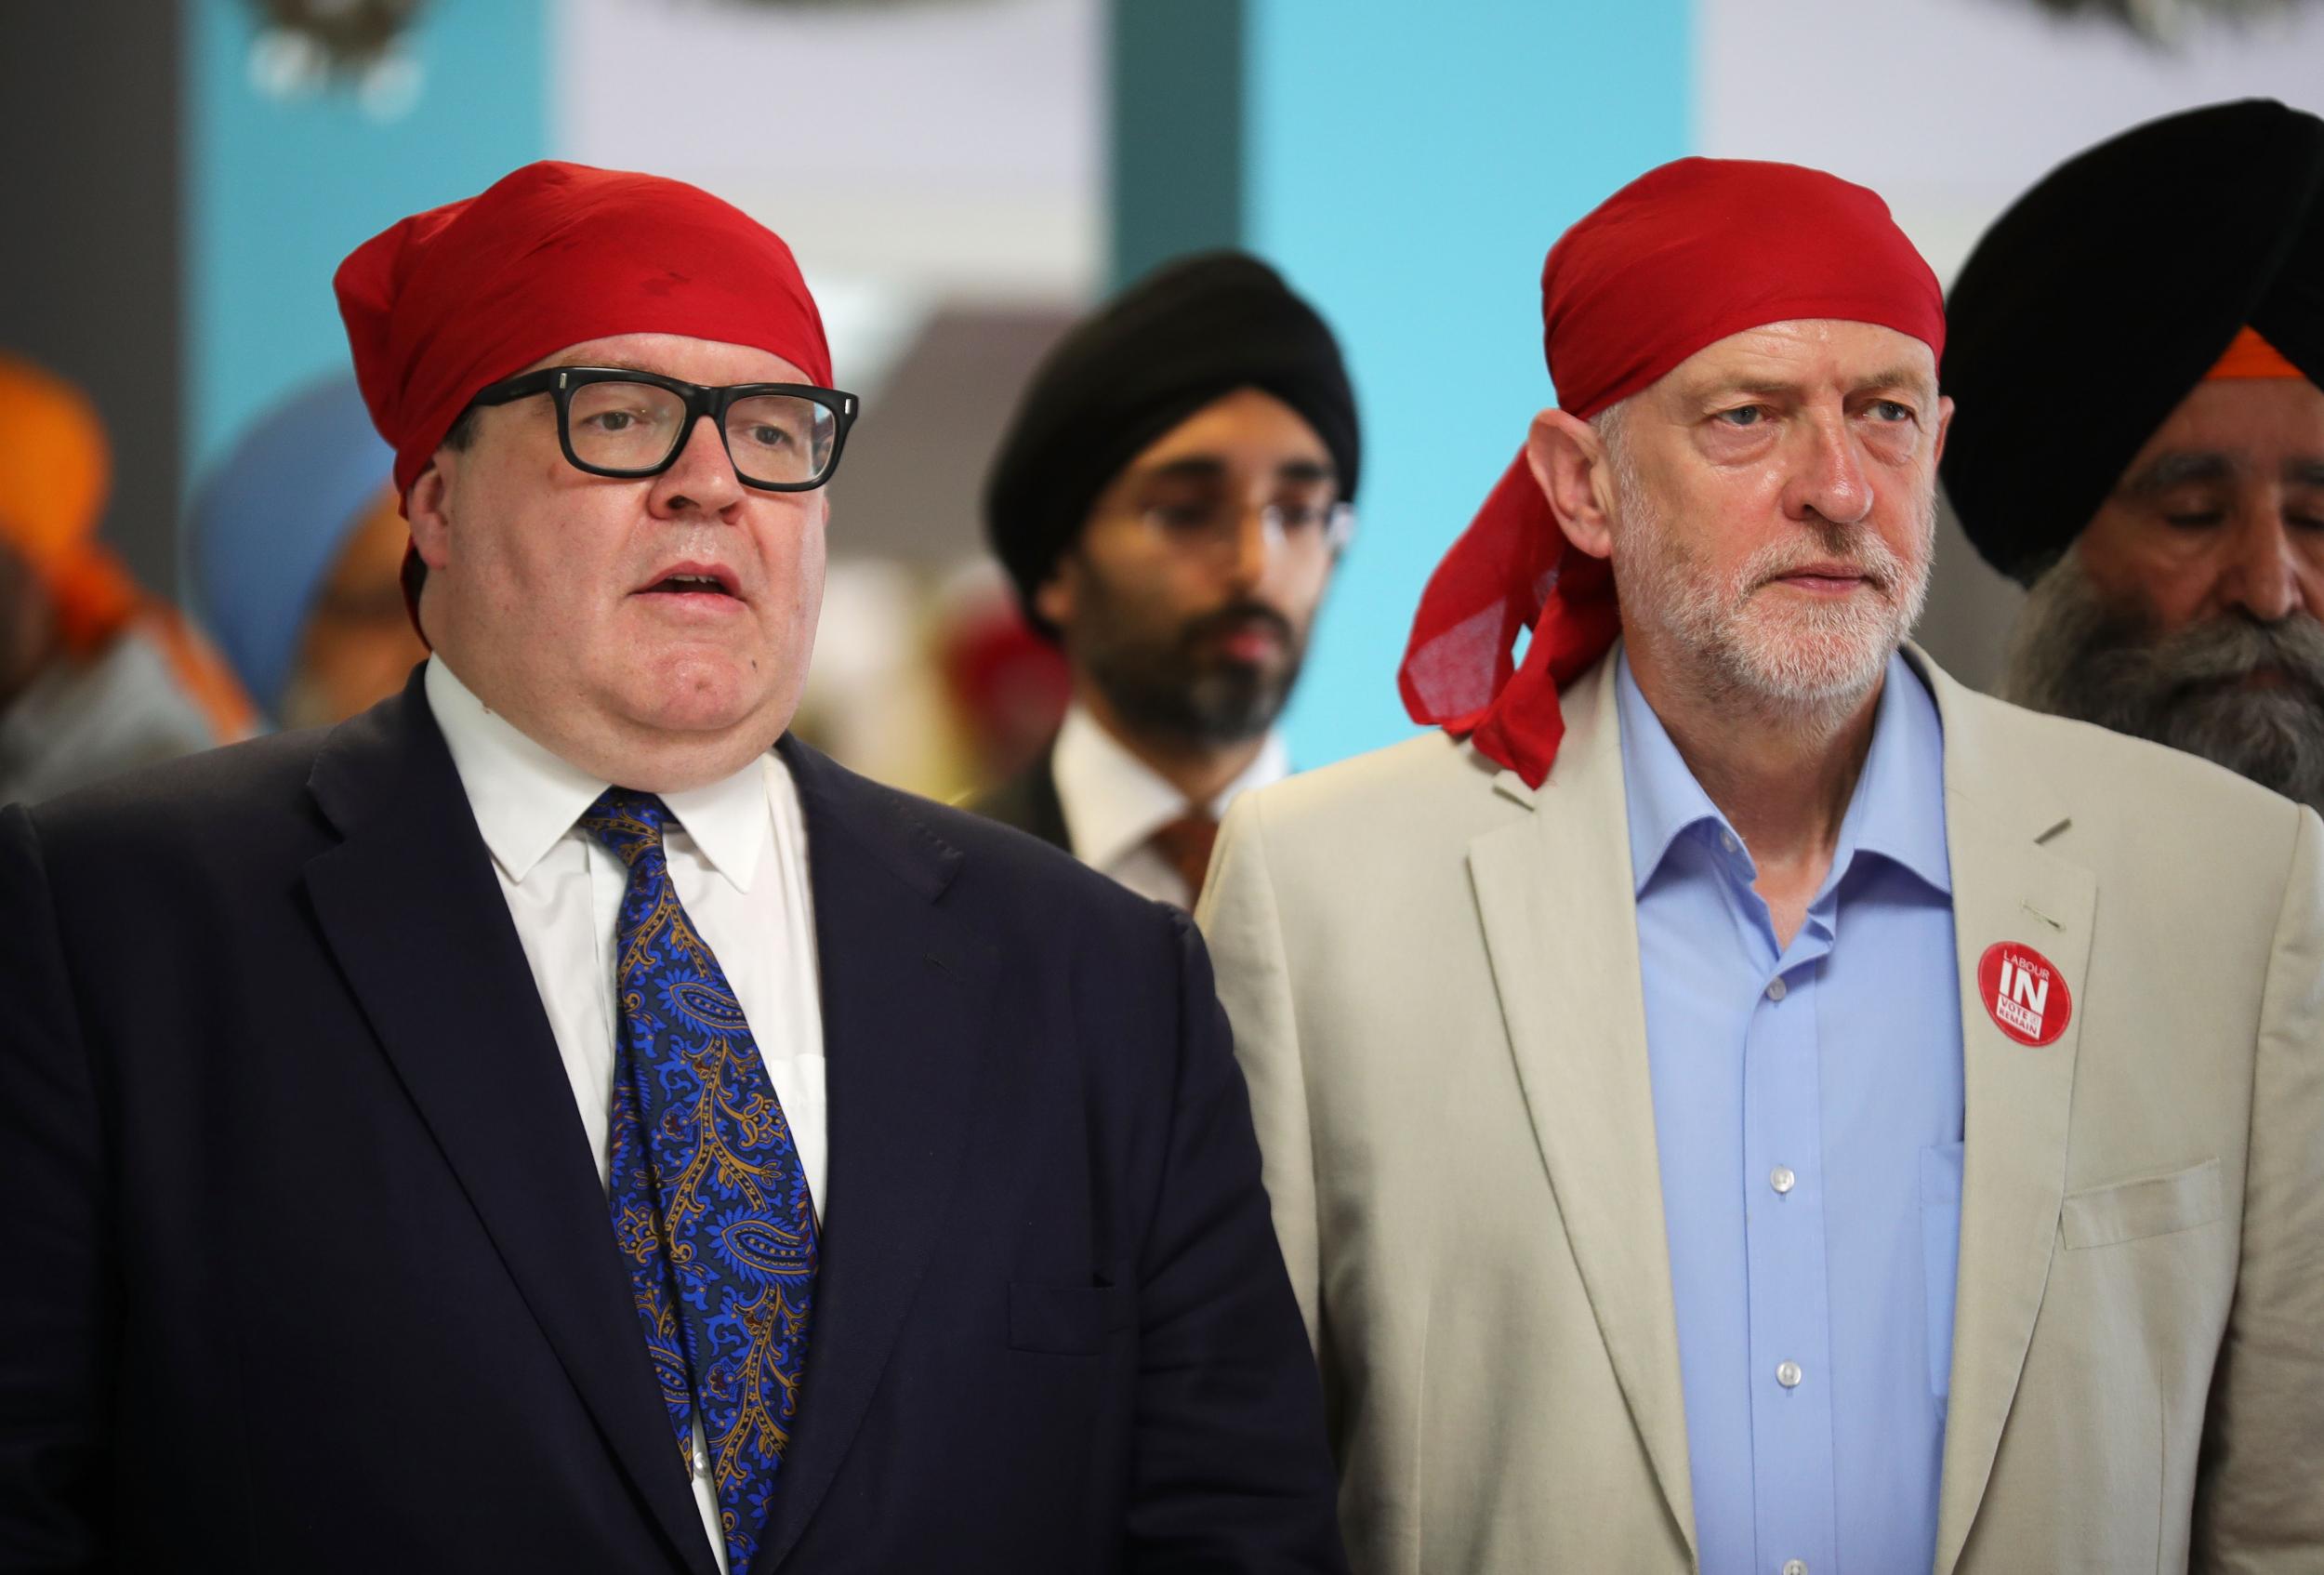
[1200,156,2324,1574]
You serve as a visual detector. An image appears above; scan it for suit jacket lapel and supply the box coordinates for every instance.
[302,676,719,1575]
[752,738,992,1574]
[1918,653,2093,1575]
[1467,653,1697,1560]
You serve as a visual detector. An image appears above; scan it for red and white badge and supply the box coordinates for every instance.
[1977,942,2072,1047]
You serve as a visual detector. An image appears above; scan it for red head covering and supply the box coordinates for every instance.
[1398,157,1946,787]
[336,160,833,498]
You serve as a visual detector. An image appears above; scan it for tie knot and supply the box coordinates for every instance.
[579,787,672,866]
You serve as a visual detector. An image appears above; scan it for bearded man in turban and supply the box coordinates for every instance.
[0,164,1342,1573]
[0,352,254,803]
[1198,157,2324,1573]
[970,252,1359,910]
[1947,98,2324,815]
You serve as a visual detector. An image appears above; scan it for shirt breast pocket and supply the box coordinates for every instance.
[2060,1158,2224,1250]
[1008,1281,1135,1356]
[1921,1140,1964,1407]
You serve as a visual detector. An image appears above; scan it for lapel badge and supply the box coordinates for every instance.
[1977,941,2072,1047]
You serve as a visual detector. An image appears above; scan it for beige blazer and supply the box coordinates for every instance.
[1199,644,2324,1574]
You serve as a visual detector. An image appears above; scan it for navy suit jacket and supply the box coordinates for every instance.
[0,672,1343,1573]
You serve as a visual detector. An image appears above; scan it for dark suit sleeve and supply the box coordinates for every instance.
[1126,909,1346,1572]
[0,806,114,1570]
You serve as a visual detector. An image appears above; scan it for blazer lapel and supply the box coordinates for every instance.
[303,678,719,1575]
[1467,654,1697,1560]
[1918,655,2093,1575]
[752,739,993,1574]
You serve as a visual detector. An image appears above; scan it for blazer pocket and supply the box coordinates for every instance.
[2060,1158,2224,1251]
[1009,1281,1135,1356]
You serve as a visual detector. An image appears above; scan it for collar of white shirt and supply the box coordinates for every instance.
[423,655,773,891]
[1049,701,1289,874]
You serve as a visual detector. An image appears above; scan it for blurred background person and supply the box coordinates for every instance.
[0,352,253,806]
[931,562,1073,786]
[969,252,1358,908]
[189,373,427,729]
[1945,98,2324,813]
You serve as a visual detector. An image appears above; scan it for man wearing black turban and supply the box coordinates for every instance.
[1944,98,2324,813]
[968,251,1360,908]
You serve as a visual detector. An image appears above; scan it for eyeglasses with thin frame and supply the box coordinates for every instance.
[463,365,859,491]
[1131,496,1357,562]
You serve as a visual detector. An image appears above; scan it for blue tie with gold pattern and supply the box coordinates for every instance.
[581,788,817,1571]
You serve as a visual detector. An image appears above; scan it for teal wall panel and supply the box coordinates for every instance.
[186,0,548,483]
[1240,2,1692,767]
[1111,0,1245,285]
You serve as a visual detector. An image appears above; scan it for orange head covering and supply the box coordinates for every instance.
[0,352,139,652]
[2204,324,2306,380]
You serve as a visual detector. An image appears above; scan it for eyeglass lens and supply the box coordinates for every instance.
[568,380,838,485]
[1137,493,1348,555]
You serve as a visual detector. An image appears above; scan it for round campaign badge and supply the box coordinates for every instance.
[1976,942,2072,1047]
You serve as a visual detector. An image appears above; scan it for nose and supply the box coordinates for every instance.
[651,415,746,517]
[2217,504,2303,622]
[1221,506,1275,591]
[1788,415,1875,527]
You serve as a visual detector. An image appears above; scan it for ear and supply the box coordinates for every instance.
[1032,556,1077,632]
[1931,392,1955,468]
[1525,406,1618,562]
[404,457,456,573]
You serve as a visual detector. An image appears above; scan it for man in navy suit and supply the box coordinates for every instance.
[0,162,1341,1574]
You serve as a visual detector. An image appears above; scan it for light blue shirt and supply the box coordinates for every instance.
[1619,651,1963,1575]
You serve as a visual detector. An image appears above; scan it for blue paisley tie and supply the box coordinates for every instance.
[580,788,817,1572]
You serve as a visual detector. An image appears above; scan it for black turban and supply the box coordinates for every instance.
[984,250,1359,632]
[1941,98,2324,585]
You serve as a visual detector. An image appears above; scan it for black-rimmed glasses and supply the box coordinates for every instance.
[464,366,859,491]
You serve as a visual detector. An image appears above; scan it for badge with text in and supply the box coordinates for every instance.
[1977,942,2072,1047]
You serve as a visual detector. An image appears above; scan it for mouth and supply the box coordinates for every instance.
[1195,612,1291,665]
[634,562,743,602]
[1764,562,1876,597]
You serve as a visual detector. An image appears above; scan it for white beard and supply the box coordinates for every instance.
[1606,446,1933,716]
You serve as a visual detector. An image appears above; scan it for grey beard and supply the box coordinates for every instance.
[2000,551,2324,814]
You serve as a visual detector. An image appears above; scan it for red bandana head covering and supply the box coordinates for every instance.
[336,160,833,499]
[1397,157,1946,787]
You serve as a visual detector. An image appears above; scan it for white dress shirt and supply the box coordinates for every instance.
[1050,702,1289,908]
[426,656,823,1572]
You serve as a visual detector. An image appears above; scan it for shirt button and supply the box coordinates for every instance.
[1720,831,1738,854]
[1776,1360,1804,1389]
[1783,1562,1809,1575]
[692,1441,709,1477]
[1765,976,1788,1001]
[1770,1164,1797,1195]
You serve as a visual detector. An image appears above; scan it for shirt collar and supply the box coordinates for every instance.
[1616,649,1949,898]
[423,655,773,890]
[1050,702,1289,872]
